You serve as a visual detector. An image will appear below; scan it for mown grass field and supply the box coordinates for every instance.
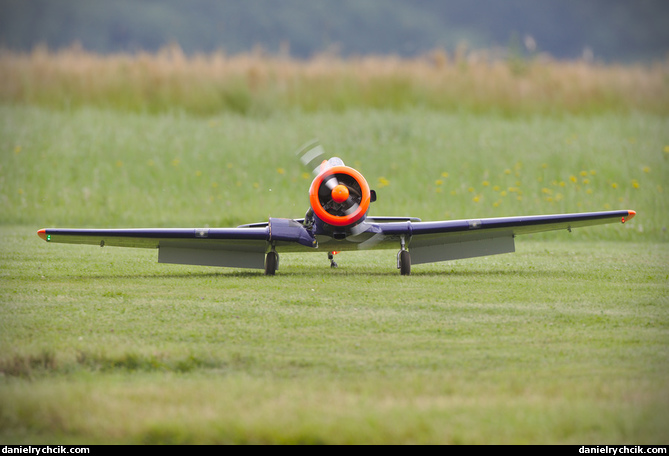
[1,228,668,444]
[1,49,668,443]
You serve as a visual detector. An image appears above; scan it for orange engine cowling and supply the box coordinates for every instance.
[309,166,371,227]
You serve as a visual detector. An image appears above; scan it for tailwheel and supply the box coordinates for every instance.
[398,249,411,276]
[328,251,338,268]
[265,251,279,275]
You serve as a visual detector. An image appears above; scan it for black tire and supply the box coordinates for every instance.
[265,251,278,275]
[399,250,411,276]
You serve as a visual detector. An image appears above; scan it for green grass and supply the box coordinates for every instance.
[1,104,668,443]
[1,227,668,444]
[1,105,667,239]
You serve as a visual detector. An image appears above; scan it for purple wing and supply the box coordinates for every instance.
[37,218,317,270]
[371,210,636,264]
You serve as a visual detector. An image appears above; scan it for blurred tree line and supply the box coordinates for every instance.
[1,0,667,62]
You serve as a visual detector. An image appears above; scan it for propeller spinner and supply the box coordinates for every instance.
[331,184,350,203]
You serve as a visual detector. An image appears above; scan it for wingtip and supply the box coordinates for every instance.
[622,210,636,224]
[37,229,47,241]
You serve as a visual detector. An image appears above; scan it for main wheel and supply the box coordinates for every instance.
[265,251,278,275]
[399,250,411,276]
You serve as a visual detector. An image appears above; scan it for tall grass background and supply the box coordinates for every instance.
[1,44,668,116]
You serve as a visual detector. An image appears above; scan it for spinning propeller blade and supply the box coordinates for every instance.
[322,173,339,190]
[296,139,327,176]
[343,198,360,215]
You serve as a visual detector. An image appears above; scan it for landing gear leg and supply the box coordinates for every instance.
[265,250,279,275]
[397,236,411,276]
[328,251,338,268]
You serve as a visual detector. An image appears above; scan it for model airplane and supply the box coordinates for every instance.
[37,143,635,275]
